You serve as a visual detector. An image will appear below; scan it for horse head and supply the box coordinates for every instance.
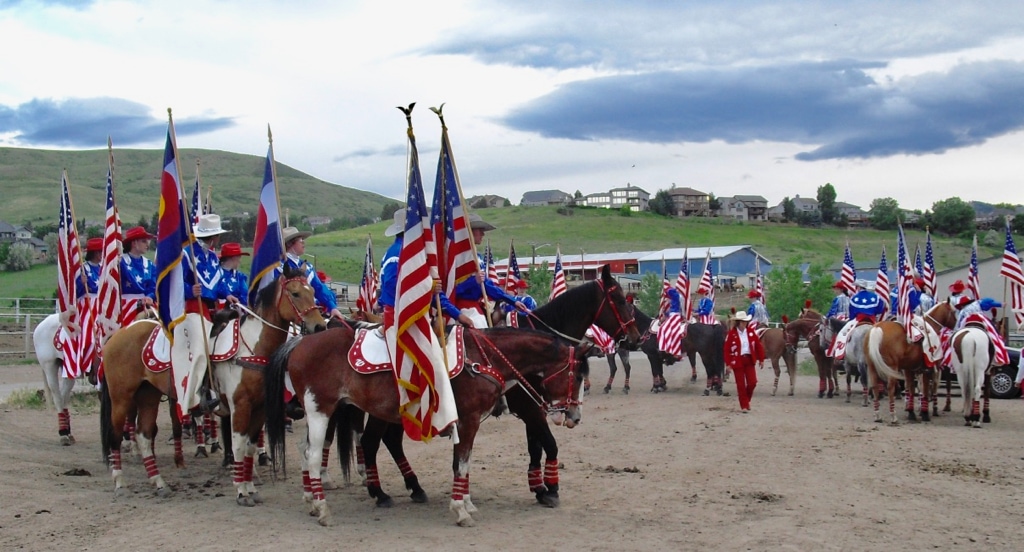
[275,265,328,334]
[544,341,592,429]
[593,264,641,347]
[925,301,957,330]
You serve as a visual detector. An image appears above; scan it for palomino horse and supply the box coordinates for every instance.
[784,310,833,398]
[32,313,83,445]
[264,326,589,526]
[949,324,993,427]
[864,302,957,424]
[211,266,327,506]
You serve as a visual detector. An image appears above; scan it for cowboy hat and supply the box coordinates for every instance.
[384,208,407,237]
[468,213,496,231]
[747,289,761,299]
[954,295,972,309]
[219,242,249,258]
[194,214,228,238]
[282,226,312,245]
[86,237,103,253]
[123,226,156,243]
[515,279,529,289]
[949,280,966,294]
[854,279,870,289]
[732,311,752,322]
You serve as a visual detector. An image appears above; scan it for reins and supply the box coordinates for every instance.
[465,330,578,413]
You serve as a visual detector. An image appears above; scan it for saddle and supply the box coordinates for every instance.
[140,323,172,373]
[347,326,466,378]
[210,318,241,362]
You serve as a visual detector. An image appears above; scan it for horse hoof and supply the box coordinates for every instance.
[538,492,560,508]
[156,486,172,499]
[457,516,476,528]
[702,389,710,396]
[982,413,992,424]
[817,392,825,399]
[623,386,630,395]
[322,479,339,491]
[942,405,951,413]
[67,434,76,444]
[209,442,222,454]
[194,447,208,458]
[690,375,697,383]
[258,453,270,467]
[376,496,395,508]
[251,492,264,504]
[236,495,255,507]
[788,391,795,397]
[410,489,428,503]
[972,422,982,428]
[60,435,72,447]
[603,386,611,394]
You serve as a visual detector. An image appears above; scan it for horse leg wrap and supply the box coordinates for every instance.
[355,445,366,467]
[123,420,136,442]
[143,455,159,479]
[528,467,544,492]
[58,410,70,435]
[972,400,980,418]
[110,448,122,471]
[451,476,469,501]
[818,379,826,393]
[243,455,254,483]
[310,478,325,502]
[321,448,330,470]
[302,470,312,494]
[544,459,559,488]
[207,415,218,440]
[233,461,245,485]
[365,465,381,488]
[397,457,415,479]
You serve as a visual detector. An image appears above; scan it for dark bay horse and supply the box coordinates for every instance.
[620,307,725,394]
[864,302,956,424]
[264,326,590,526]
[783,310,833,398]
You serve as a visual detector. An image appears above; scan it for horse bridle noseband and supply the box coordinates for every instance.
[277,276,323,334]
[592,280,637,342]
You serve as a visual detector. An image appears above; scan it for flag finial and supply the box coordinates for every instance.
[397,103,416,133]
[429,103,447,128]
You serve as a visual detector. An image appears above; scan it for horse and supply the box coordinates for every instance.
[949,324,993,427]
[864,302,957,424]
[210,265,327,506]
[623,308,725,394]
[784,310,833,398]
[603,347,633,393]
[841,322,875,406]
[264,325,590,526]
[759,325,797,396]
[32,313,82,445]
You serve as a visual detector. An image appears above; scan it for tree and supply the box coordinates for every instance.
[1012,215,1024,236]
[574,190,583,199]
[649,190,676,216]
[0,242,9,268]
[637,272,664,316]
[817,183,838,225]
[930,197,975,236]
[708,193,722,214]
[380,201,402,222]
[868,197,901,230]
[983,228,1001,247]
[4,242,34,271]
[149,211,158,233]
[782,197,796,222]
[44,233,59,264]
[523,262,552,306]
[764,258,834,321]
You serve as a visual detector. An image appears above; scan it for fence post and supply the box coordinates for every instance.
[24,313,31,357]
[15,298,20,317]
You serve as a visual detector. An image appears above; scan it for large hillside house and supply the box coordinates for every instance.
[520,190,573,206]
[667,187,710,217]
[579,184,650,211]
[718,195,768,221]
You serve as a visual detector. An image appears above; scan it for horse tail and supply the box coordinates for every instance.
[264,336,302,467]
[99,375,113,467]
[332,404,358,484]
[867,326,903,381]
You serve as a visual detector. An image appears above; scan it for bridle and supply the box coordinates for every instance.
[591,279,637,342]
[277,276,323,334]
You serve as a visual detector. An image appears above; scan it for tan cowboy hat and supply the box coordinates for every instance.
[282,226,312,245]
[193,214,228,238]
[384,208,407,237]
[732,311,752,322]
[468,213,496,231]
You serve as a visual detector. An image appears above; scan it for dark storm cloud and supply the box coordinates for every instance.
[0,97,235,147]
[500,61,1024,160]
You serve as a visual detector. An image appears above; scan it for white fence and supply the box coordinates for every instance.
[0,298,56,359]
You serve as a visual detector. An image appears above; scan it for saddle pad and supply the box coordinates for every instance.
[210,319,240,362]
[141,324,172,373]
[347,326,466,377]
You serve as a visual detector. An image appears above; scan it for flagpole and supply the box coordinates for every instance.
[168,108,215,400]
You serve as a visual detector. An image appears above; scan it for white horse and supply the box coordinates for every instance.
[32,313,79,445]
[949,327,991,428]
[842,323,874,407]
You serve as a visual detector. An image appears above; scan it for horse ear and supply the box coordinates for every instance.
[730,307,736,314]
[782,315,790,323]
[804,299,812,309]
[601,264,611,281]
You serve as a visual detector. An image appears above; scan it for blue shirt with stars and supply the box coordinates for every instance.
[120,254,156,299]
[183,242,230,302]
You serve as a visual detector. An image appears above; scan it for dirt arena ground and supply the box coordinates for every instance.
[2,352,1022,551]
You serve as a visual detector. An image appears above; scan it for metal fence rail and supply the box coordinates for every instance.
[0,298,54,359]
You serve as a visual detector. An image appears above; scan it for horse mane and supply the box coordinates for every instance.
[532,281,601,328]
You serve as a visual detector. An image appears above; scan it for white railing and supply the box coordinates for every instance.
[0,298,54,359]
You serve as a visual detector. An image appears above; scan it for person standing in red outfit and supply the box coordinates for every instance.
[724,311,765,412]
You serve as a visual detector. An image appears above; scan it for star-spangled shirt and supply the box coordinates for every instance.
[75,261,100,298]
[695,296,714,316]
[183,242,230,302]
[222,268,249,307]
[452,254,520,307]
[120,253,156,299]
[282,252,337,311]
[378,236,461,319]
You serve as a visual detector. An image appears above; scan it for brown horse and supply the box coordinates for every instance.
[864,302,957,424]
[760,326,797,396]
[783,311,832,398]
[211,266,327,506]
[264,326,590,526]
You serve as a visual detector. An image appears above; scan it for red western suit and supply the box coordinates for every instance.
[724,324,766,411]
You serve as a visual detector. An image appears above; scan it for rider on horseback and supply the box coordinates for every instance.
[827,280,882,360]
[694,288,717,324]
[282,227,344,321]
[448,214,525,328]
[746,289,770,329]
[826,281,850,321]
[218,242,250,308]
[120,226,157,326]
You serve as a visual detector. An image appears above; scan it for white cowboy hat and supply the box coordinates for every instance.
[732,311,752,322]
[193,214,228,238]
[468,213,496,231]
[384,208,407,237]
[282,226,312,245]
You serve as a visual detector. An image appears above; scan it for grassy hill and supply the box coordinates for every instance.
[0,147,394,229]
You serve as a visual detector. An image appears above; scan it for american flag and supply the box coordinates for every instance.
[394,109,453,443]
[875,245,890,307]
[485,241,498,284]
[503,241,521,294]
[155,120,189,339]
[95,144,122,344]
[923,228,937,295]
[550,247,567,300]
[697,249,715,303]
[896,225,913,341]
[249,139,285,306]
[356,236,378,314]
[57,170,88,378]
[754,254,764,305]
[677,249,691,319]
[841,242,856,294]
[430,126,475,297]
[658,257,672,316]
[999,220,1024,328]
[968,234,981,301]
[189,169,201,227]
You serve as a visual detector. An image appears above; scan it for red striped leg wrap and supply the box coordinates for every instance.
[919,395,927,413]
[544,459,559,486]
[605,376,614,387]
[63,408,71,433]
[528,467,544,492]
[143,455,159,479]
[206,415,217,439]
[972,400,980,417]
[773,376,780,387]
[819,379,826,393]
[451,476,470,501]
[624,377,631,387]
[355,445,365,466]
[983,396,990,412]
[302,470,312,493]
[310,478,325,502]
[321,448,330,469]
[110,449,122,471]
[257,429,265,448]
[58,410,70,433]
[233,461,245,484]
[397,457,415,478]
[173,438,183,459]
[365,465,380,487]
[243,455,254,483]
[124,420,136,441]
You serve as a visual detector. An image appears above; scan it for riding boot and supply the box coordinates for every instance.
[285,396,306,420]
[199,382,220,414]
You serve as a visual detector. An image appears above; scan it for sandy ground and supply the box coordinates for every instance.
[1,351,1023,552]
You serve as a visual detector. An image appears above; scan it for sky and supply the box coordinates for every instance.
[2,0,1024,212]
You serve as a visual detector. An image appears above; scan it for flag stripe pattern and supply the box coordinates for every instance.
[1000,220,1024,328]
[875,246,890,308]
[155,126,188,339]
[96,162,121,343]
[430,130,474,296]
[697,251,715,303]
[485,242,498,284]
[968,235,981,301]
[677,249,691,318]
[57,171,88,378]
[841,242,856,294]
[356,237,378,314]
[896,225,913,341]
[248,145,284,306]
[190,173,201,227]
[754,254,764,305]
[550,248,567,300]
[923,229,937,296]
[503,243,521,294]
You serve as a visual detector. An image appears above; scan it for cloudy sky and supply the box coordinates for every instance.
[2,0,1024,212]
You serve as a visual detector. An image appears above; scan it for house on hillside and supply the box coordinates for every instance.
[17,236,48,260]
[717,195,768,221]
[304,216,332,229]
[0,220,15,243]
[767,195,819,222]
[521,190,573,206]
[467,194,509,208]
[836,202,868,227]
[667,187,710,217]
[13,226,32,240]
[578,184,650,211]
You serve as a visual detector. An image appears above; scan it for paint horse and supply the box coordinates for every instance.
[211,265,326,506]
[864,301,956,424]
[265,326,589,526]
[949,319,995,427]
[33,313,86,445]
